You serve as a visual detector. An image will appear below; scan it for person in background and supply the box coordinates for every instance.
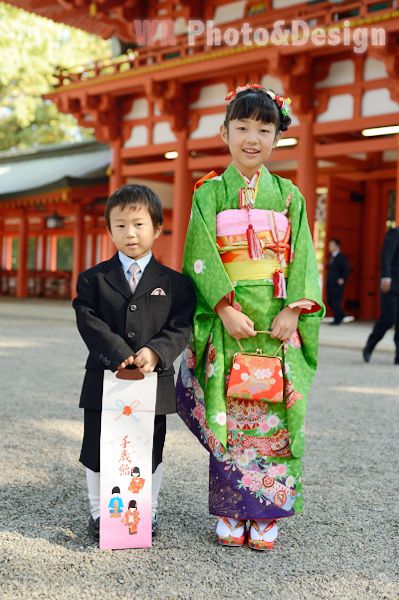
[326,239,350,325]
[363,226,399,364]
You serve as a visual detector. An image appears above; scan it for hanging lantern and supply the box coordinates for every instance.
[46,212,65,229]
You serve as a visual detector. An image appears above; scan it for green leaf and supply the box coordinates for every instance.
[0,3,111,151]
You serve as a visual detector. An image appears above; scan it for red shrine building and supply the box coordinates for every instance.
[1,0,399,320]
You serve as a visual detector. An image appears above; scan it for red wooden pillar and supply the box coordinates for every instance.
[50,236,57,272]
[71,202,84,298]
[16,210,28,298]
[106,139,123,259]
[5,237,12,270]
[90,216,98,267]
[39,231,47,297]
[361,180,380,319]
[109,138,122,193]
[171,130,191,271]
[42,231,48,271]
[0,217,3,269]
[296,116,317,237]
[396,139,399,226]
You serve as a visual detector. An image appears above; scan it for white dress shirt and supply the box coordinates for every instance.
[118,250,153,285]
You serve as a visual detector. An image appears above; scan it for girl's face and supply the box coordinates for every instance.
[221,118,279,178]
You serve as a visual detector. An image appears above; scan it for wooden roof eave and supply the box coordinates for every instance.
[0,175,108,206]
[45,11,399,100]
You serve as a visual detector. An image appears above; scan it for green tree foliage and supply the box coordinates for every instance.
[0,2,111,151]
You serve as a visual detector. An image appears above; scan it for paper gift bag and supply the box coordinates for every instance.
[100,369,157,550]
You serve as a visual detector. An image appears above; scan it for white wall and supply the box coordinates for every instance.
[362,89,399,116]
[316,60,355,88]
[124,125,148,148]
[317,94,354,122]
[127,178,174,209]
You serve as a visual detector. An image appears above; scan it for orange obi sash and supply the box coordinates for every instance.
[217,228,291,281]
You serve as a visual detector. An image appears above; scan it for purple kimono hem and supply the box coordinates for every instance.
[176,357,303,521]
[209,456,295,520]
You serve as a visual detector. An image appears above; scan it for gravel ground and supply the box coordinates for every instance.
[0,301,398,600]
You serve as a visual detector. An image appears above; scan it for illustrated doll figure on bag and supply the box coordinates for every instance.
[176,84,325,550]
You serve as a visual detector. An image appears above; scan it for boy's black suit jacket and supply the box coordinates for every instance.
[73,253,195,415]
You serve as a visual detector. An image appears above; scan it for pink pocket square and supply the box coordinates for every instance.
[151,288,166,296]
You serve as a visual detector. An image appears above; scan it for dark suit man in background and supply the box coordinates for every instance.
[363,227,399,364]
[326,239,350,325]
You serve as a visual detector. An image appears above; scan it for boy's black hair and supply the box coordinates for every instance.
[105,184,163,230]
[330,238,341,247]
[224,88,291,133]
[112,486,120,494]
[128,500,137,509]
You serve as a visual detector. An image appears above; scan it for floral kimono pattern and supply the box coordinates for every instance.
[176,163,324,520]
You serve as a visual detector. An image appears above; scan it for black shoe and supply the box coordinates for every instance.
[395,357,399,365]
[362,348,372,363]
[88,516,100,541]
[329,321,341,326]
[152,512,158,538]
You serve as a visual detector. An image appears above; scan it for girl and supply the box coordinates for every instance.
[176,84,324,550]
[128,467,146,494]
[124,500,140,535]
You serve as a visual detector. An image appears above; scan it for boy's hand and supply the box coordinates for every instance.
[117,355,135,369]
[216,304,256,340]
[133,347,159,374]
[270,307,301,341]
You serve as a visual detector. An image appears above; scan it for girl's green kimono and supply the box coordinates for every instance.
[176,163,324,520]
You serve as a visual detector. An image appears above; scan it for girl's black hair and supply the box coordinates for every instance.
[105,184,163,231]
[128,500,137,509]
[111,486,120,494]
[224,88,291,133]
[131,467,140,476]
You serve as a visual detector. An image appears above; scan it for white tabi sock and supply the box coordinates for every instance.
[250,519,278,542]
[216,517,245,539]
[152,463,163,516]
[85,468,100,521]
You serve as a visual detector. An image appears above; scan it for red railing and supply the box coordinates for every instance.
[0,271,72,299]
[53,0,397,87]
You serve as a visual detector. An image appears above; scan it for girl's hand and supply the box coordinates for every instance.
[270,307,301,341]
[216,300,256,339]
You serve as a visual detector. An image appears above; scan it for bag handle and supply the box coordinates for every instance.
[235,330,285,356]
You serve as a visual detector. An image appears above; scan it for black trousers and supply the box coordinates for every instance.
[366,292,399,357]
[327,284,345,323]
[80,409,166,474]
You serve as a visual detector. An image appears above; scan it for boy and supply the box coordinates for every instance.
[73,184,195,542]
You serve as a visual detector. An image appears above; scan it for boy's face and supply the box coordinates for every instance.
[108,203,162,260]
[220,118,278,178]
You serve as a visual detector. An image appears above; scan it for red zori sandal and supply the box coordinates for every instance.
[248,519,278,551]
[216,517,246,547]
